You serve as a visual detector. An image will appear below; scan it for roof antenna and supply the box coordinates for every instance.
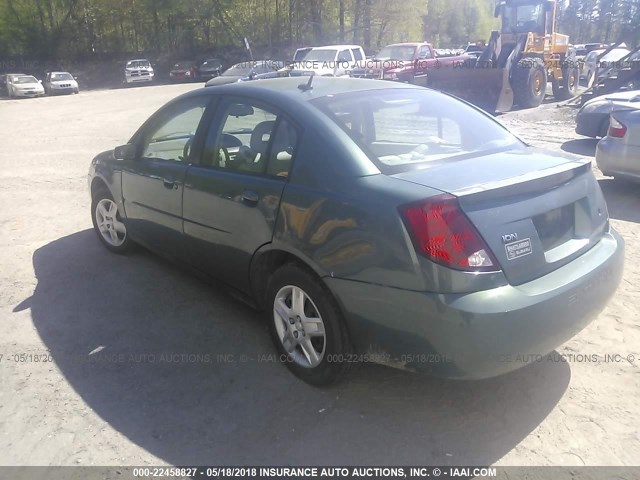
[298,74,314,92]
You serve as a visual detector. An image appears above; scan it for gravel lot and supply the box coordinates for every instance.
[0,84,638,467]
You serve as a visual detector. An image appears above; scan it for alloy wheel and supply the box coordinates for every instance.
[273,285,326,368]
[95,198,127,247]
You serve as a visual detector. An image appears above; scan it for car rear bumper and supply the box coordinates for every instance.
[325,229,624,379]
[596,137,640,179]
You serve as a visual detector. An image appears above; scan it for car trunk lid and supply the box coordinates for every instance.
[393,148,609,285]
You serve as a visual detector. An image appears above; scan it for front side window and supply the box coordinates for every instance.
[337,49,352,63]
[141,97,209,162]
[204,101,298,178]
[351,48,364,61]
[313,89,523,173]
[418,46,432,59]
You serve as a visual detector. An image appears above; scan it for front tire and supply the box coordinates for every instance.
[91,186,133,254]
[267,263,352,386]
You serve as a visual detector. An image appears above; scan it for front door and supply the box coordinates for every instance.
[183,97,299,292]
[121,95,210,256]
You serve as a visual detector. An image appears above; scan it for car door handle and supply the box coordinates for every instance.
[163,179,177,190]
[241,190,259,205]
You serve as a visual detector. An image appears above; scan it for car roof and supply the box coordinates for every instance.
[386,42,426,47]
[311,45,362,50]
[194,76,417,103]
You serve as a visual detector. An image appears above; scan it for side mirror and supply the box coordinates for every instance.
[114,144,136,161]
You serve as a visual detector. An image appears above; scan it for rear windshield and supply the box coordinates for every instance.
[312,89,523,173]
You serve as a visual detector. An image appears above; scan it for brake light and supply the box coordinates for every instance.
[401,194,499,272]
[608,116,627,138]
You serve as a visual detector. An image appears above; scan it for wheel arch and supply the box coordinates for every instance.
[90,176,110,199]
[249,246,327,310]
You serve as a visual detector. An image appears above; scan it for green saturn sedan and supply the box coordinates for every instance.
[88,77,624,385]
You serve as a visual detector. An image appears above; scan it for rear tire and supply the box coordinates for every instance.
[552,67,579,100]
[512,57,547,108]
[266,263,352,386]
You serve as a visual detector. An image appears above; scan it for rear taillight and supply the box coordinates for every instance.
[608,116,627,138]
[401,194,499,272]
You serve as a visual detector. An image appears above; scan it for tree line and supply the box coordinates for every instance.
[0,0,638,63]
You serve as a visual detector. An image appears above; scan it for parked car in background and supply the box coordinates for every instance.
[576,90,640,138]
[88,77,623,385]
[288,45,365,77]
[352,42,472,85]
[2,73,25,97]
[6,75,45,98]
[596,109,640,181]
[170,61,199,83]
[43,72,79,95]
[124,59,154,85]
[205,60,284,86]
[198,58,223,81]
[583,48,630,82]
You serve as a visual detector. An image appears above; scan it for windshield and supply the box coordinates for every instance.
[303,49,338,62]
[202,59,221,68]
[503,3,544,33]
[14,76,38,84]
[312,89,522,173]
[375,46,416,61]
[294,49,312,62]
[602,49,631,62]
[51,73,73,81]
[127,60,150,69]
[174,62,194,69]
[223,63,255,76]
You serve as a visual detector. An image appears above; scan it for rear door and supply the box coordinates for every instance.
[121,95,210,256]
[183,96,300,292]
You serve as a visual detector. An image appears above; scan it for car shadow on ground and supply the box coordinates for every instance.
[15,229,571,466]
[561,138,599,157]
[599,178,640,223]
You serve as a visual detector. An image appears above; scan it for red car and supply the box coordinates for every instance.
[169,61,199,82]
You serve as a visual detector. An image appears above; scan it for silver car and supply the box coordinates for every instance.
[596,109,640,181]
[576,90,640,138]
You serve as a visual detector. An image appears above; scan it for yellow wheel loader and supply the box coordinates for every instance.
[427,0,579,112]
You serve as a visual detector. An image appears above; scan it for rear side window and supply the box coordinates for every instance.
[312,89,523,173]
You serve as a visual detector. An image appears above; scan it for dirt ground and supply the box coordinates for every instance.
[0,84,638,467]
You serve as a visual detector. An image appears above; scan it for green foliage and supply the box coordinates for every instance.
[0,0,636,61]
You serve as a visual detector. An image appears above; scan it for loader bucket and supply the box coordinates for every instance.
[427,66,514,113]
